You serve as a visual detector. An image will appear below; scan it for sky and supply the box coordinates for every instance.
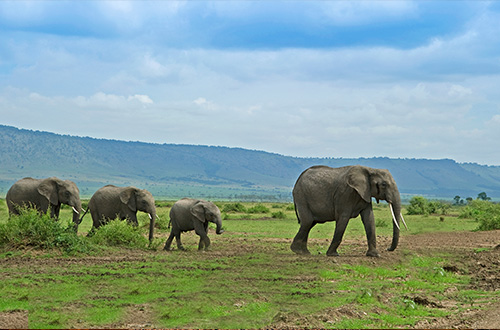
[1,1,500,165]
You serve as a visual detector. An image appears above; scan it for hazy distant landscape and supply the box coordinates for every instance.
[1,124,500,201]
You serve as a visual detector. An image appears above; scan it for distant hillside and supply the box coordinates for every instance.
[1,125,500,201]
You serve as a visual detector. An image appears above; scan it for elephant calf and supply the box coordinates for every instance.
[164,198,224,251]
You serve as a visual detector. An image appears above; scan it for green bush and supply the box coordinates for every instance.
[406,196,429,215]
[406,196,450,215]
[247,204,270,214]
[0,208,90,254]
[222,202,247,213]
[90,220,149,248]
[271,211,286,219]
[460,200,500,231]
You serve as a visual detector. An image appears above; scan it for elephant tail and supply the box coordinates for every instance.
[294,202,301,224]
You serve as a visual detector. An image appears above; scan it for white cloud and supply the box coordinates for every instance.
[128,94,153,104]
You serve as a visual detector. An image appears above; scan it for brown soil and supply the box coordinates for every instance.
[1,230,500,328]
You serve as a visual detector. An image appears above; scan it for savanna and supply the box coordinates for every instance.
[1,199,500,329]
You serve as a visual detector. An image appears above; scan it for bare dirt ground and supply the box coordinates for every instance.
[1,229,500,329]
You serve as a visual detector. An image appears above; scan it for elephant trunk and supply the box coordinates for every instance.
[148,211,156,243]
[215,218,224,235]
[71,200,82,232]
[387,199,401,252]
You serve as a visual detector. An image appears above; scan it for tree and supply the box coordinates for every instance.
[477,192,491,201]
[453,195,461,205]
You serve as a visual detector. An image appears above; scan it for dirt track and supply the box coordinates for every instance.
[1,229,500,329]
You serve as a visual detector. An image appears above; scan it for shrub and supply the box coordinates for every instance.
[222,202,247,213]
[406,196,429,215]
[406,196,450,215]
[0,208,90,254]
[460,200,500,231]
[90,220,149,248]
[247,204,270,214]
[271,211,286,219]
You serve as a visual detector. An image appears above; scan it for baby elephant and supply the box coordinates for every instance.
[164,198,224,251]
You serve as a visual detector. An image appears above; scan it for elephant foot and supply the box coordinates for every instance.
[366,250,381,258]
[163,245,172,251]
[290,241,311,255]
[178,246,186,251]
[326,250,340,257]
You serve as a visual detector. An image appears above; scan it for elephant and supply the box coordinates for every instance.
[6,177,82,227]
[85,185,157,242]
[164,198,224,251]
[291,165,406,257]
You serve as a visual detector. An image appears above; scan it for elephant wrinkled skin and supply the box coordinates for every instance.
[164,198,224,251]
[6,177,82,228]
[291,165,403,257]
[86,185,157,242]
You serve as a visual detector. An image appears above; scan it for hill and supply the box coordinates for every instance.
[1,125,500,201]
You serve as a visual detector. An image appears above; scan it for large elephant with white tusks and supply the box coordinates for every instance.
[6,177,82,228]
[85,185,157,242]
[291,165,407,257]
[164,198,224,251]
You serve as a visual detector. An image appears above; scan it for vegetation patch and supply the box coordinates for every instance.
[460,200,500,230]
[0,208,90,254]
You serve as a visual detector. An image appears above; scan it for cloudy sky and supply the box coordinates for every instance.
[1,1,500,165]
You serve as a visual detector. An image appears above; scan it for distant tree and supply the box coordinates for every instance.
[466,197,473,204]
[477,192,491,201]
[453,195,461,205]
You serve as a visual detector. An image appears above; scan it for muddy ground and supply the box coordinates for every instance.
[1,229,500,329]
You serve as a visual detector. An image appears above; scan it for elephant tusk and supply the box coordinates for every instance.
[156,214,160,220]
[72,207,79,214]
[148,213,152,220]
[400,212,409,230]
[389,203,400,230]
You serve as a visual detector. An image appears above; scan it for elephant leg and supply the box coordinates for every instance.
[326,217,350,256]
[163,230,176,251]
[360,206,380,257]
[194,222,210,250]
[127,213,139,226]
[175,232,186,251]
[291,207,316,255]
[50,204,61,220]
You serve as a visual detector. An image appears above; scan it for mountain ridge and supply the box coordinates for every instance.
[1,124,499,201]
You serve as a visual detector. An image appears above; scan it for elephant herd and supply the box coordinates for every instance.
[4,165,406,257]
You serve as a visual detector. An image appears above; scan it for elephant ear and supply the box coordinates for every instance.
[37,178,59,205]
[191,202,206,223]
[119,187,137,212]
[347,166,372,203]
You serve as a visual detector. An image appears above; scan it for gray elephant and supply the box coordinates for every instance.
[86,185,157,242]
[6,177,82,227]
[164,198,224,251]
[291,165,406,257]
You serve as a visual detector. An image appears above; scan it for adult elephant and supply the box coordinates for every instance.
[86,185,157,242]
[164,198,224,251]
[291,165,406,257]
[6,177,82,227]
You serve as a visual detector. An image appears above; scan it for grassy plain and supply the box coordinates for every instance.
[1,200,499,328]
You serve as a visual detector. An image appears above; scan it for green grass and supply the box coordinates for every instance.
[0,199,498,328]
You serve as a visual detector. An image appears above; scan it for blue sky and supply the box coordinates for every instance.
[1,1,500,165]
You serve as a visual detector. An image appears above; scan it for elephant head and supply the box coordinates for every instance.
[191,200,224,235]
[347,166,403,251]
[119,187,157,242]
[37,177,82,225]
